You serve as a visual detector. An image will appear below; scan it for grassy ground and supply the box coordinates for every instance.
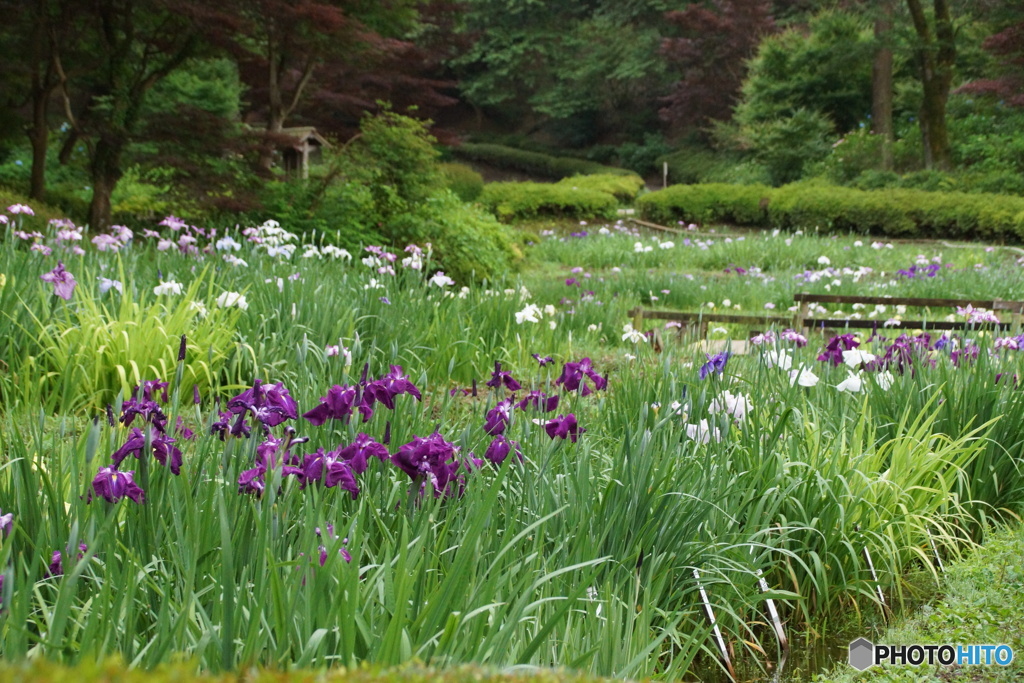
[817,524,1024,682]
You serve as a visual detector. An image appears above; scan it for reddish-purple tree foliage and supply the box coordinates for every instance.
[659,1,777,132]
[958,19,1024,107]
[226,0,456,167]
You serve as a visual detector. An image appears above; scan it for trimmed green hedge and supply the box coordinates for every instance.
[450,143,634,180]
[637,182,1024,241]
[478,182,619,221]
[554,173,645,202]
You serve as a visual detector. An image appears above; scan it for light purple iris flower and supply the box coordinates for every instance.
[40,261,77,300]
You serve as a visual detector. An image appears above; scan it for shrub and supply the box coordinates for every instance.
[450,143,633,179]
[637,181,1024,241]
[439,162,484,202]
[478,182,620,221]
[657,148,724,185]
[0,187,71,229]
[257,177,381,251]
[388,191,520,283]
[344,109,444,222]
[748,109,835,186]
[553,173,644,201]
[636,183,773,225]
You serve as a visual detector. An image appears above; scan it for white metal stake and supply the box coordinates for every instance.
[694,569,736,681]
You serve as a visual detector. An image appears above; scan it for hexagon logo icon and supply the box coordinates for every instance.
[849,638,875,671]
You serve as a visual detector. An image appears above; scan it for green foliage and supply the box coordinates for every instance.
[658,147,735,186]
[638,182,1024,240]
[110,166,172,224]
[439,162,484,202]
[735,10,874,133]
[450,3,670,144]
[819,525,1024,682]
[636,183,772,225]
[744,109,836,186]
[17,264,243,412]
[143,58,245,121]
[257,176,381,251]
[0,189,69,229]
[478,182,621,222]
[450,143,633,180]
[0,661,624,683]
[598,133,671,177]
[554,173,644,201]
[344,109,444,223]
[389,191,520,283]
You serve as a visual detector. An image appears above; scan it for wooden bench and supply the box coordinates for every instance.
[793,293,1024,335]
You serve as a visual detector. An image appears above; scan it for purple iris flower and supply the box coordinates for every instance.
[951,344,979,367]
[897,264,943,279]
[111,427,183,475]
[995,372,1019,386]
[486,361,522,392]
[228,379,299,427]
[869,334,933,374]
[238,467,266,496]
[334,433,389,474]
[134,379,169,403]
[48,543,87,577]
[317,526,352,565]
[0,510,13,536]
[817,334,859,366]
[485,435,522,465]
[174,416,195,441]
[238,436,304,496]
[91,466,145,504]
[555,358,607,396]
[40,261,77,300]
[545,414,584,442]
[483,399,514,435]
[515,391,559,413]
[532,353,554,367]
[120,398,168,432]
[392,431,466,498]
[698,352,731,380]
[211,410,250,439]
[361,365,422,419]
[303,384,359,426]
[299,448,360,498]
[193,384,201,405]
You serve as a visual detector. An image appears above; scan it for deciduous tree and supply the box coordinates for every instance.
[906,0,956,170]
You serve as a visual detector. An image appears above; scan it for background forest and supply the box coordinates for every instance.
[1,0,1023,239]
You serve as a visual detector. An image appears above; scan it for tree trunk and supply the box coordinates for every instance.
[258,44,285,172]
[88,139,123,229]
[29,89,50,201]
[906,0,955,171]
[872,0,894,171]
[27,0,52,201]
